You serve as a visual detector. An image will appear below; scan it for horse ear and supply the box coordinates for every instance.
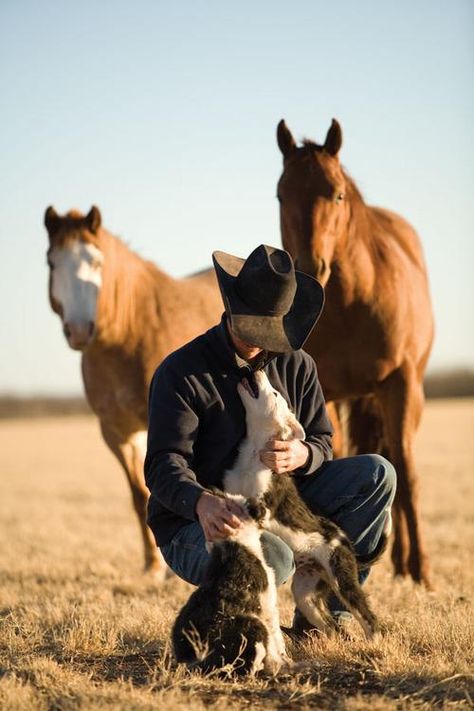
[277,119,297,159]
[324,118,343,156]
[85,205,102,233]
[44,206,60,236]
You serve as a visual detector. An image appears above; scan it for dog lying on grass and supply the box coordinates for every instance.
[172,495,288,675]
[224,370,382,639]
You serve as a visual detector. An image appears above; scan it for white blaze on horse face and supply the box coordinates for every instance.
[50,241,103,330]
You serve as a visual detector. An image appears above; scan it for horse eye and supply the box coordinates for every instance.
[335,192,345,204]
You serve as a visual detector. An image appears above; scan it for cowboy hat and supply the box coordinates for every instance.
[212,244,324,352]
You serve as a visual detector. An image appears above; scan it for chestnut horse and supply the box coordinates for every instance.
[44,206,223,582]
[276,120,434,587]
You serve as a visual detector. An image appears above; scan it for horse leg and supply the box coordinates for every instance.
[327,401,346,457]
[346,397,410,576]
[100,422,168,582]
[341,396,411,579]
[376,364,431,588]
[390,498,410,577]
[332,396,387,458]
[346,396,385,455]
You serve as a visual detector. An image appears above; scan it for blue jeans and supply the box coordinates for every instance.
[160,454,396,613]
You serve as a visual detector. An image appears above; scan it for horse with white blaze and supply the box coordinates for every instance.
[44,205,223,581]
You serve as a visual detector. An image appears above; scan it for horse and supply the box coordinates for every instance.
[276,119,434,588]
[44,206,224,582]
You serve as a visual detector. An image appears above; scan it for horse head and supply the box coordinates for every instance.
[44,205,104,350]
[276,119,350,286]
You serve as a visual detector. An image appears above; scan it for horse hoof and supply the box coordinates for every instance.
[144,563,170,584]
[419,574,435,592]
[392,560,409,578]
[368,630,383,644]
[408,562,434,591]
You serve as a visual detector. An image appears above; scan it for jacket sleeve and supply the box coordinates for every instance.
[296,357,333,475]
[144,361,204,521]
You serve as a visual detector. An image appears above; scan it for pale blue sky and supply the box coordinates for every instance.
[1,0,473,394]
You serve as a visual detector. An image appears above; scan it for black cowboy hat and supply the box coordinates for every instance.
[212,244,325,353]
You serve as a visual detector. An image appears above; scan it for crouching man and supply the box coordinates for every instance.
[144,244,396,632]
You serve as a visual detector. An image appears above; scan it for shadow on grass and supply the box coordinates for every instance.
[64,652,472,708]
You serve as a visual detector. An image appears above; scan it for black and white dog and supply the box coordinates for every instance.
[172,495,288,675]
[224,370,383,639]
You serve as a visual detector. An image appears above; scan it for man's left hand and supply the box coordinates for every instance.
[259,439,310,474]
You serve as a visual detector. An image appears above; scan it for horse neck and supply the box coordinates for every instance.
[95,230,172,349]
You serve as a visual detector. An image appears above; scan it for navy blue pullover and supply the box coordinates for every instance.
[144,316,333,546]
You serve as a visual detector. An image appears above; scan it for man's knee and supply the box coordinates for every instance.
[374,454,396,501]
[260,531,295,586]
[360,454,397,502]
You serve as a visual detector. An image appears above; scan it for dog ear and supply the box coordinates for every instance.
[287,413,305,440]
[246,497,266,524]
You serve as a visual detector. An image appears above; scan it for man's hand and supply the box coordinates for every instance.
[260,439,310,474]
[196,492,245,542]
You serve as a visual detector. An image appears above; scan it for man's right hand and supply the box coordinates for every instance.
[195,491,245,542]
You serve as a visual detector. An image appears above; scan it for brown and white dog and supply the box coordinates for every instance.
[172,494,288,675]
[224,370,380,639]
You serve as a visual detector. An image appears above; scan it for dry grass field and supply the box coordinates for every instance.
[0,400,473,710]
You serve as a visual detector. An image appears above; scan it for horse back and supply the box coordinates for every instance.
[367,206,434,346]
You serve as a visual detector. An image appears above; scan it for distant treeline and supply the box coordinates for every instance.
[0,395,92,419]
[0,369,472,418]
[423,368,474,399]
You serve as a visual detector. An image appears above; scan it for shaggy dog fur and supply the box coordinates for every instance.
[172,496,287,675]
[224,370,384,638]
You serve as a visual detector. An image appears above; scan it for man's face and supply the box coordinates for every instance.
[227,324,264,361]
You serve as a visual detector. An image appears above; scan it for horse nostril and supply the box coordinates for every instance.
[63,321,95,348]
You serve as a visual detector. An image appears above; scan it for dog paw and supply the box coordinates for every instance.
[263,653,291,676]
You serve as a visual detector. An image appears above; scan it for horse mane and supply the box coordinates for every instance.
[97,229,172,348]
[301,139,323,151]
[65,209,84,219]
[297,142,423,270]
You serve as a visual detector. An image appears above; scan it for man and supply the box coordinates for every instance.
[144,244,396,631]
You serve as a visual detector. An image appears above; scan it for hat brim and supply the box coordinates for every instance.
[212,250,325,353]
